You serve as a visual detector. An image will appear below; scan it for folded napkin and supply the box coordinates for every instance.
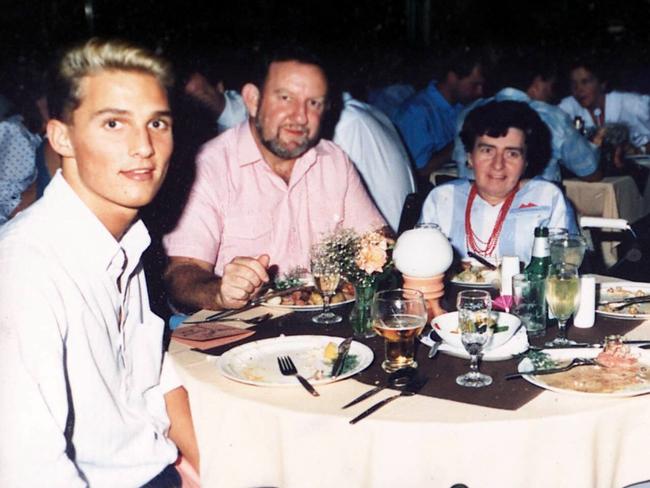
[579,216,630,230]
[172,305,293,350]
[437,326,529,361]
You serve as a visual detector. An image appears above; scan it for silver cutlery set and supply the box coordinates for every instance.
[275,340,427,423]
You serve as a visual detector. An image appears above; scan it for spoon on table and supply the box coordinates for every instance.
[341,367,417,409]
[428,328,443,359]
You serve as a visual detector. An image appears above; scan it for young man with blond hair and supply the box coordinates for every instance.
[0,38,198,487]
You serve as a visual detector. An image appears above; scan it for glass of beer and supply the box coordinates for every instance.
[371,288,427,372]
[456,289,493,388]
[545,263,580,346]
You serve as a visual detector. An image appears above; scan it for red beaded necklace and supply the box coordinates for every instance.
[464,183,519,257]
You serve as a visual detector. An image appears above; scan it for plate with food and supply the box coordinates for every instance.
[217,335,373,386]
[517,340,650,398]
[420,311,527,361]
[263,281,356,311]
[449,259,500,288]
[596,282,650,319]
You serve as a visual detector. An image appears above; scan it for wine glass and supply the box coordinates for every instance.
[550,234,587,268]
[545,263,580,346]
[310,254,342,325]
[456,290,493,388]
[371,289,428,372]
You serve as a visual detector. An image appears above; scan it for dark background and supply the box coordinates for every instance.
[3,0,650,95]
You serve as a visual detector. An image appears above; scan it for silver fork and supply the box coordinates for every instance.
[277,356,320,396]
[505,358,604,380]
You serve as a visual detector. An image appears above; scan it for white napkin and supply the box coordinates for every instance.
[579,217,630,230]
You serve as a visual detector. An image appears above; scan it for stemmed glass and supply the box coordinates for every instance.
[310,251,343,324]
[545,263,580,346]
[371,288,428,372]
[456,290,493,388]
[550,234,587,268]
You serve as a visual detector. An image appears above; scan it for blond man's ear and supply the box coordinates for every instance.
[241,83,260,118]
[46,119,75,159]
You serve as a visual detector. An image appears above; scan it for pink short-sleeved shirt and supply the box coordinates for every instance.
[163,122,385,276]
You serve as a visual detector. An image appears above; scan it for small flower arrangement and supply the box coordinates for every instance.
[313,228,394,288]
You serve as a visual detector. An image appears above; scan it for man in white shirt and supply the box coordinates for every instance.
[0,38,198,487]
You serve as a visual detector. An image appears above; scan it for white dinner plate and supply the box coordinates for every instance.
[217,335,373,386]
[262,297,355,312]
[517,347,650,398]
[596,282,650,320]
[449,268,501,288]
[449,278,498,289]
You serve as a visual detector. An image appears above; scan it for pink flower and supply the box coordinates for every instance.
[355,231,391,274]
[356,246,387,274]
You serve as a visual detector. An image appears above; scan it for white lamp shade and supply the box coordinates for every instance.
[393,225,454,277]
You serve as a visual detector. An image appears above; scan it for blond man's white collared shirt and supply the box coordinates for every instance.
[0,171,179,487]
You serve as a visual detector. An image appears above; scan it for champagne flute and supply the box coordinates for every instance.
[371,288,428,372]
[456,290,493,388]
[545,263,580,346]
[549,234,587,268]
[311,256,343,324]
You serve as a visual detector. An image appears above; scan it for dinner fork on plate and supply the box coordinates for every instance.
[505,357,604,380]
[277,355,319,396]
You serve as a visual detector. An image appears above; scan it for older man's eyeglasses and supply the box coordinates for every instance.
[474,143,525,163]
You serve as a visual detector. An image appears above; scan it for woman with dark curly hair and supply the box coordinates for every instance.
[420,100,577,265]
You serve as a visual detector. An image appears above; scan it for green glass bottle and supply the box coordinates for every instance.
[525,227,550,280]
[524,226,550,330]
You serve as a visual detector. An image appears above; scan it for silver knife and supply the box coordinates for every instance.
[532,340,650,350]
[342,367,417,409]
[331,337,353,378]
[349,376,428,424]
[598,294,650,306]
[196,285,307,323]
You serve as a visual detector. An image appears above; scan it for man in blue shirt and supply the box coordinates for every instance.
[393,48,486,181]
[453,51,602,183]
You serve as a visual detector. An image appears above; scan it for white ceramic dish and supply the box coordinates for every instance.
[420,312,527,361]
[431,311,521,350]
[217,335,373,386]
[517,347,650,398]
[262,297,355,312]
[596,282,650,320]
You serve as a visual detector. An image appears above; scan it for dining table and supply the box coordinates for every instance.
[168,278,650,488]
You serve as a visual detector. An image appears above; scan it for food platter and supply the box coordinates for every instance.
[596,282,650,319]
[449,260,500,288]
[420,312,528,361]
[517,347,650,398]
[217,335,373,386]
[262,289,355,311]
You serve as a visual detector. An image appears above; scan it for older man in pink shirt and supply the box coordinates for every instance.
[164,49,385,311]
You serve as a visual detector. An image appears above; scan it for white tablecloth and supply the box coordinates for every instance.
[170,316,650,488]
